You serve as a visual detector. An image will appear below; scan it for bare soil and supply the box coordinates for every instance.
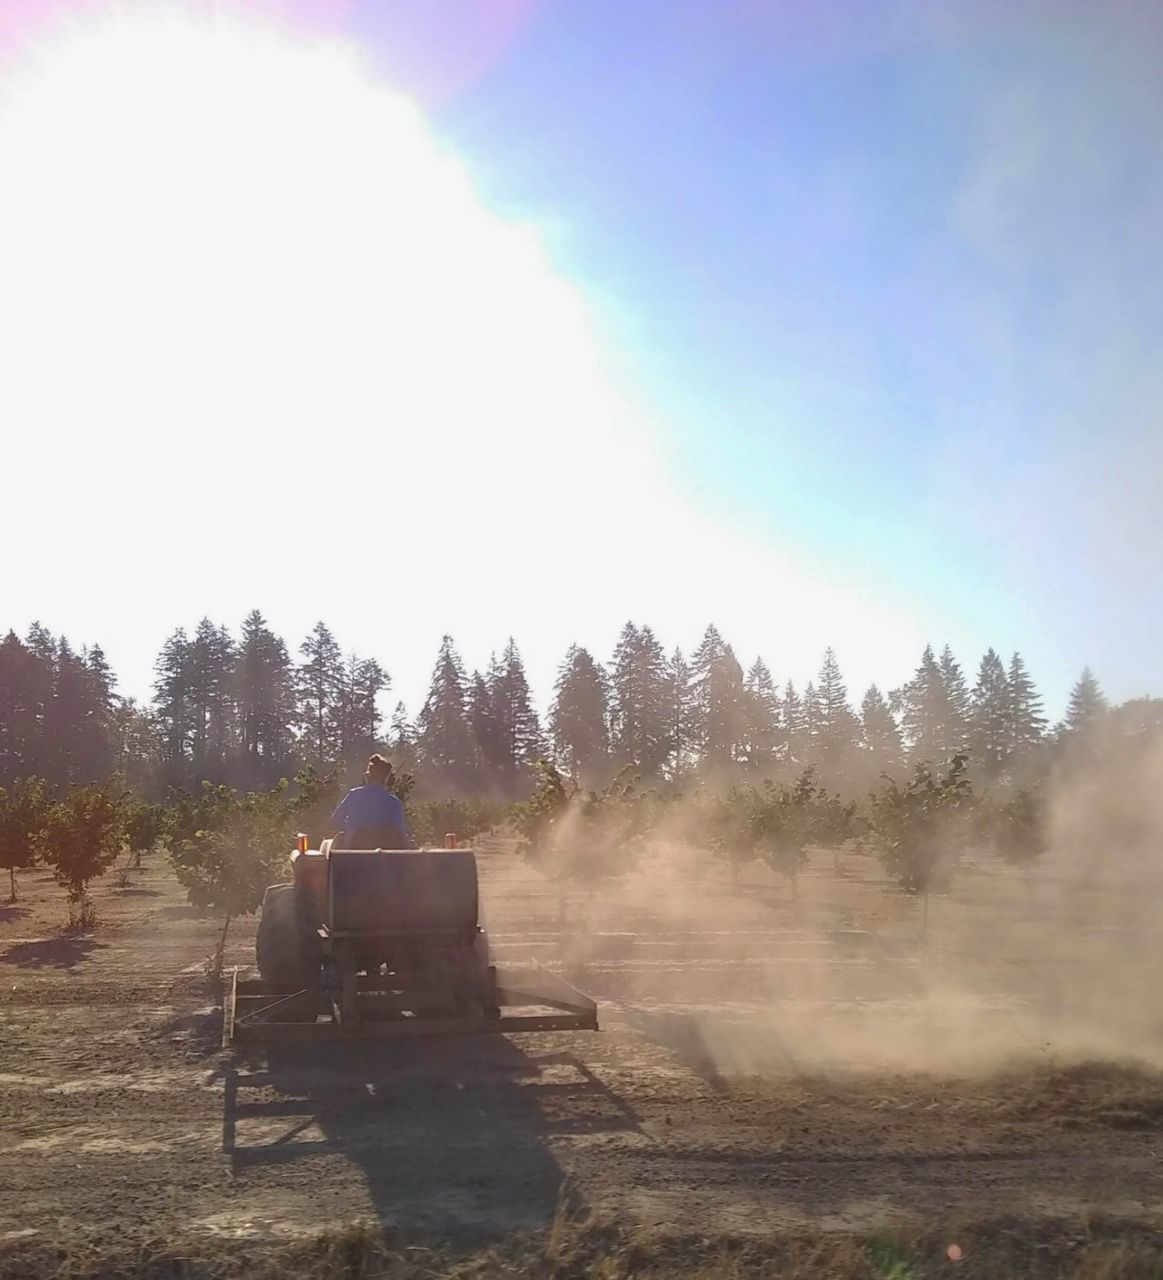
[3,844,1163,1274]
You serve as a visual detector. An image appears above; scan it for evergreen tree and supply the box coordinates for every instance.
[1060,667,1107,743]
[389,701,418,774]
[465,668,500,785]
[489,638,545,793]
[1006,652,1046,756]
[860,684,902,767]
[548,645,609,784]
[899,645,951,764]
[969,647,1010,779]
[690,625,744,769]
[297,621,344,768]
[783,680,805,765]
[815,648,858,768]
[938,645,970,756]
[234,610,296,788]
[153,627,192,787]
[665,646,696,777]
[742,657,780,772]
[109,698,158,790]
[609,623,671,774]
[187,618,236,781]
[416,635,478,791]
[0,632,37,783]
[802,680,820,762]
[338,654,388,765]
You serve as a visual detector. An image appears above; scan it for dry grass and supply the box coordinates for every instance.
[4,1217,1163,1280]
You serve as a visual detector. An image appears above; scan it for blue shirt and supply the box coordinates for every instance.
[330,785,413,849]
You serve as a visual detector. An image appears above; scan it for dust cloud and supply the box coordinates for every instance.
[538,747,1163,1078]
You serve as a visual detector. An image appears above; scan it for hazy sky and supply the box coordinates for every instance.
[1,0,1160,720]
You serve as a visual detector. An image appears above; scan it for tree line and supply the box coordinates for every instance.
[0,612,1153,799]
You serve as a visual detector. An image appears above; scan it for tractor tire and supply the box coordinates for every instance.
[256,883,321,986]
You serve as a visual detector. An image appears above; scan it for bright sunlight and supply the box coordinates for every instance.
[0,5,921,704]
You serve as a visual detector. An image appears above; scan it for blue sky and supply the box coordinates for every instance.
[1,0,1159,718]
[417,0,1163,709]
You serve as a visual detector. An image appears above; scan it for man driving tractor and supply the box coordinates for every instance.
[330,753,414,850]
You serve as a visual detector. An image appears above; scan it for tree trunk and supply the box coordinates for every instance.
[922,889,929,940]
[7,867,16,903]
[212,914,233,981]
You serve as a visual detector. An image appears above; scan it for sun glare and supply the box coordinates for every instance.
[0,5,923,702]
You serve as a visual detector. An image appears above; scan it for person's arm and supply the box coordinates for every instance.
[329,792,350,836]
[391,794,415,850]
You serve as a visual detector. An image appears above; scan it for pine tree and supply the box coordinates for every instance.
[187,618,236,781]
[297,621,344,768]
[1006,652,1046,756]
[338,654,388,764]
[815,648,858,768]
[899,645,951,764]
[548,645,609,784]
[0,632,37,784]
[690,625,744,769]
[742,657,780,773]
[783,680,805,765]
[416,635,478,791]
[969,648,1010,779]
[802,681,820,763]
[1061,667,1107,743]
[109,698,158,790]
[665,647,695,777]
[234,610,296,788]
[609,623,670,774]
[153,628,192,787]
[488,638,545,793]
[389,702,417,774]
[938,645,970,756]
[860,684,902,767]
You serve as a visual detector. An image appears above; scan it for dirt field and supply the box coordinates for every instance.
[3,843,1163,1276]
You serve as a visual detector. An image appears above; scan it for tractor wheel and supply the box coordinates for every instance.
[256,883,321,986]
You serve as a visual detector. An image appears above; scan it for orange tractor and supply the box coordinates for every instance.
[223,837,597,1045]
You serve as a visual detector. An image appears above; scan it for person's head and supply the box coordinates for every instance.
[365,753,394,789]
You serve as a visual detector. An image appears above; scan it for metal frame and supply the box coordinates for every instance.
[222,963,598,1046]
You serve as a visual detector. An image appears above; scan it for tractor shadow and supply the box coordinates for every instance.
[220,1038,637,1238]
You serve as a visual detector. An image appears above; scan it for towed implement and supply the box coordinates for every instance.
[223,837,597,1045]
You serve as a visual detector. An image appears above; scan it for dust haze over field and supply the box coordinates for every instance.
[536,743,1163,1081]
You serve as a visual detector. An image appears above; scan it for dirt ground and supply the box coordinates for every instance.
[3,842,1163,1271]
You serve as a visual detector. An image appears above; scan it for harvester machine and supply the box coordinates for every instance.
[223,837,597,1045]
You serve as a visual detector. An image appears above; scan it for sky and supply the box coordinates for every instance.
[1,0,1160,721]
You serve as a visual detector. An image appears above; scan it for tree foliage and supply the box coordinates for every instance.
[42,783,126,927]
[0,776,50,901]
[867,755,975,899]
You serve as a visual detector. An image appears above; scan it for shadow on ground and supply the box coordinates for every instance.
[0,936,107,968]
[219,1037,638,1238]
[0,904,30,924]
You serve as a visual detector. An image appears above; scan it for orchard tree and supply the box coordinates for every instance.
[0,777,50,901]
[169,786,292,978]
[867,755,975,930]
[42,784,127,928]
[124,798,170,869]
